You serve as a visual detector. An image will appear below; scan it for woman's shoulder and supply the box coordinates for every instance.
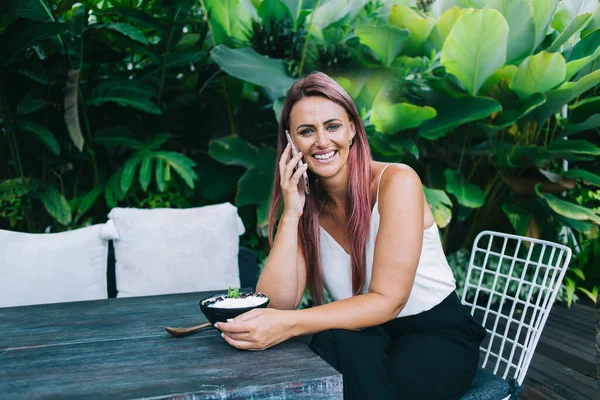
[372,162,422,192]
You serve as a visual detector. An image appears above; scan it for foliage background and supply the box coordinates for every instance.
[1,0,599,305]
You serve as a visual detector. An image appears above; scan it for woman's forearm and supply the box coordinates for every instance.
[256,215,301,310]
[287,293,406,336]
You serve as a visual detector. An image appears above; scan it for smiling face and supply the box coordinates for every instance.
[288,96,356,179]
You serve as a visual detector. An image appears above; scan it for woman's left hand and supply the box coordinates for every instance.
[215,308,294,351]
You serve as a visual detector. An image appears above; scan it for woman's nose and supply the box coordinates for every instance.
[315,128,331,148]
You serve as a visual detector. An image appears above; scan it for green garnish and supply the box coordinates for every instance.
[228,287,240,298]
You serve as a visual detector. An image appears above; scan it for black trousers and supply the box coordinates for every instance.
[309,292,487,400]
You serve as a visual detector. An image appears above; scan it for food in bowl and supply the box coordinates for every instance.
[199,289,270,325]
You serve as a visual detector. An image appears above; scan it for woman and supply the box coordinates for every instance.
[216,72,486,400]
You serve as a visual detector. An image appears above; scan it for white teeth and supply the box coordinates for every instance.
[314,151,336,160]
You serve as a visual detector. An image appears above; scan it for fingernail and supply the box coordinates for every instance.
[214,323,219,328]
[221,332,225,338]
[227,318,234,322]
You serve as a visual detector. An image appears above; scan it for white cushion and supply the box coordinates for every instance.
[0,225,109,308]
[103,203,245,298]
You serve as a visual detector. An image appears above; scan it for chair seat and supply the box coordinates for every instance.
[461,367,522,400]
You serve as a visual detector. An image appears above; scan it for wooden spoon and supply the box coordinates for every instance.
[165,322,213,337]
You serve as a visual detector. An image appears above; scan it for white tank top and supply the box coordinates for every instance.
[319,164,457,317]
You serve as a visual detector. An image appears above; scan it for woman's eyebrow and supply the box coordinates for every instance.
[295,118,342,132]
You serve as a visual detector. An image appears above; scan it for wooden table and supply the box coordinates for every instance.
[0,291,343,399]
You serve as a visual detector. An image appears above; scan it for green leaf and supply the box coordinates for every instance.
[259,0,293,23]
[389,5,435,56]
[479,64,518,95]
[177,33,202,48]
[307,0,352,31]
[91,22,148,45]
[17,90,47,114]
[120,156,142,193]
[97,7,168,33]
[141,133,171,152]
[0,19,68,65]
[155,159,166,192]
[94,127,144,149]
[531,0,559,48]
[534,69,600,123]
[564,29,600,79]
[486,0,535,63]
[204,0,254,45]
[441,9,509,95]
[547,139,600,155]
[237,164,276,207]
[423,186,453,228]
[429,6,472,51]
[502,201,532,237]
[9,0,54,21]
[76,185,103,221]
[485,93,546,132]
[371,99,436,134]
[577,286,599,303]
[581,3,600,38]
[282,0,303,29]
[0,177,39,201]
[105,170,124,208]
[546,13,593,53]
[571,267,586,281]
[561,114,600,137]
[38,186,72,226]
[536,188,600,225]
[64,69,85,152]
[355,24,409,67]
[419,96,502,140]
[211,46,295,93]
[444,169,485,208]
[87,78,161,115]
[139,156,153,191]
[209,136,261,168]
[510,51,566,99]
[154,151,198,189]
[14,120,60,155]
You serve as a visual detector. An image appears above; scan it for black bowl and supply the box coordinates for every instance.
[199,292,270,325]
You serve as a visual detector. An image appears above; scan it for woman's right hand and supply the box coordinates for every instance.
[279,143,308,220]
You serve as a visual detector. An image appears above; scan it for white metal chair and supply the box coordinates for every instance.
[460,231,573,400]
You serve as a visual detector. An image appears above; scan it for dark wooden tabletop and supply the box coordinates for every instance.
[0,291,342,399]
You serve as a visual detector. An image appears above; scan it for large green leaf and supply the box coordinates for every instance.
[564,29,600,79]
[307,0,352,33]
[419,96,502,140]
[0,19,67,65]
[581,3,600,37]
[546,13,593,53]
[282,0,303,29]
[209,136,261,168]
[236,147,276,207]
[120,156,142,193]
[259,0,293,23]
[429,6,472,51]
[91,23,148,45]
[64,69,85,152]
[534,69,600,122]
[444,169,485,208]
[562,0,598,21]
[87,79,161,115]
[487,0,535,63]
[139,156,153,191]
[531,0,559,48]
[563,169,600,186]
[153,151,198,189]
[0,177,39,201]
[441,9,509,95]
[204,0,253,45]
[14,120,60,155]
[537,188,600,225]
[355,25,409,67]
[9,0,53,21]
[389,5,435,56]
[211,45,295,92]
[38,186,72,226]
[155,159,166,192]
[562,114,600,136]
[371,99,436,134]
[17,90,47,114]
[423,186,453,228]
[547,139,600,155]
[75,185,104,221]
[510,51,566,99]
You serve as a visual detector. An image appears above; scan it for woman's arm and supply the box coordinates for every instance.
[288,164,424,335]
[256,215,307,310]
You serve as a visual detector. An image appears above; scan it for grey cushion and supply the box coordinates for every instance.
[461,367,522,400]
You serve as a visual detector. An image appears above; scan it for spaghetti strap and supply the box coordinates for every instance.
[376,164,393,202]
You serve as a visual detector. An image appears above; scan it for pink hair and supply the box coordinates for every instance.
[268,72,372,305]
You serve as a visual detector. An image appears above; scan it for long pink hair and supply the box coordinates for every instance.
[268,72,372,305]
